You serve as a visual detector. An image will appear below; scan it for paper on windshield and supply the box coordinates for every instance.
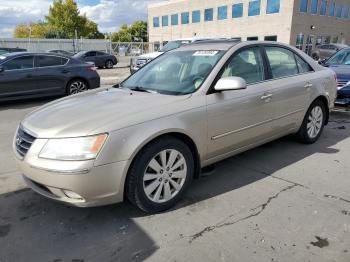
[193,51,219,56]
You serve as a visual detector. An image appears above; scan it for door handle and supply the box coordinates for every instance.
[304,83,313,88]
[61,70,70,74]
[261,93,273,100]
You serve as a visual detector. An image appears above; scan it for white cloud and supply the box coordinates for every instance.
[0,0,167,38]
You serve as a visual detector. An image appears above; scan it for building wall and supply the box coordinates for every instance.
[290,0,350,52]
[148,0,295,44]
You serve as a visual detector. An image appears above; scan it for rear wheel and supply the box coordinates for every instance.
[105,60,114,69]
[296,100,326,144]
[126,136,194,213]
[67,79,88,95]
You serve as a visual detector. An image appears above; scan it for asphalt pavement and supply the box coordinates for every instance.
[0,83,349,262]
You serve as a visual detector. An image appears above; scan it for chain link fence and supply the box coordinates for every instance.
[0,38,158,56]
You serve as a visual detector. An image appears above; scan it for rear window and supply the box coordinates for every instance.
[37,56,68,67]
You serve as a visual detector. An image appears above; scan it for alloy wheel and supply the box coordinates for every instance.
[106,60,113,69]
[143,149,187,203]
[307,106,323,139]
[69,81,87,95]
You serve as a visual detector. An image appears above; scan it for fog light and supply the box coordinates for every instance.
[63,190,83,200]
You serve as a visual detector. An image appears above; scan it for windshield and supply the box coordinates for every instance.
[327,49,350,65]
[121,50,225,95]
[160,40,191,52]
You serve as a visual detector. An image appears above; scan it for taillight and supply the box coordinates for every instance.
[88,66,96,72]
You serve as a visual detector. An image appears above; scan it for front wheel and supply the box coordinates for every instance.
[105,60,114,69]
[126,137,194,213]
[296,100,326,144]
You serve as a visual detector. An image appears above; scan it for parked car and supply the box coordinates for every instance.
[14,41,336,213]
[321,47,350,105]
[130,37,225,74]
[47,49,75,57]
[0,52,100,101]
[0,47,27,55]
[311,43,348,61]
[74,51,118,69]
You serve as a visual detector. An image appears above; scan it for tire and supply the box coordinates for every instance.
[296,100,326,144]
[312,53,319,61]
[126,136,194,213]
[66,79,88,95]
[97,66,104,69]
[105,60,114,69]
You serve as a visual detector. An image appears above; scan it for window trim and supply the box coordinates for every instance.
[0,55,35,72]
[34,55,70,69]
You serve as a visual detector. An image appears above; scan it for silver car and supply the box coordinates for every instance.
[14,40,337,213]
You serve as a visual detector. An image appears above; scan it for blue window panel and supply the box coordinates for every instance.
[192,10,201,23]
[218,6,228,20]
[162,15,168,27]
[171,14,178,25]
[181,12,189,24]
[336,5,342,18]
[248,0,261,16]
[266,0,280,14]
[153,17,160,27]
[204,8,214,21]
[300,0,308,12]
[320,0,327,15]
[342,6,349,19]
[310,0,318,14]
[329,0,335,16]
[232,3,244,18]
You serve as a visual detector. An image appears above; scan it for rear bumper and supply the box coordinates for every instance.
[88,76,100,89]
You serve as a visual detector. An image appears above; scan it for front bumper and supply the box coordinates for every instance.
[15,147,130,207]
[336,86,350,105]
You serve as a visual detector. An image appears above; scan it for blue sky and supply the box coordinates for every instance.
[0,0,167,38]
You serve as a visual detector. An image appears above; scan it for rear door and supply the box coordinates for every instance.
[83,51,98,65]
[0,55,37,99]
[33,55,69,94]
[263,45,313,132]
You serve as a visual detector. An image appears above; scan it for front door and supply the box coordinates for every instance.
[206,46,277,160]
[0,55,37,100]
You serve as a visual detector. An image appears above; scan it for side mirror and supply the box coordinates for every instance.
[0,66,4,73]
[214,76,247,92]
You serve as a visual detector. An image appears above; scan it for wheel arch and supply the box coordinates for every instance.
[66,77,90,92]
[312,95,330,125]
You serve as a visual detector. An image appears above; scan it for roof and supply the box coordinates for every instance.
[176,39,241,51]
[0,52,72,59]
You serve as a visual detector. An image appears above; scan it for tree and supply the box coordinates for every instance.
[110,21,148,42]
[14,22,50,38]
[45,0,103,39]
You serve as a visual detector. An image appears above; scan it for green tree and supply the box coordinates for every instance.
[129,21,148,42]
[14,22,50,38]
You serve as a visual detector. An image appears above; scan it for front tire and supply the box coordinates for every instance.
[126,136,194,213]
[296,100,326,144]
[105,60,114,69]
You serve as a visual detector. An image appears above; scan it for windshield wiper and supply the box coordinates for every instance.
[129,86,158,94]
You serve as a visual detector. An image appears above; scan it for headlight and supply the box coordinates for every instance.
[39,134,108,161]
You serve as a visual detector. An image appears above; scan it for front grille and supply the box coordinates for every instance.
[15,126,36,158]
[337,80,348,88]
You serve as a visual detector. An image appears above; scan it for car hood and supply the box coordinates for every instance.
[22,88,191,138]
[329,65,350,81]
[137,52,163,59]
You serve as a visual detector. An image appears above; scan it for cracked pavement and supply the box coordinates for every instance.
[0,95,350,261]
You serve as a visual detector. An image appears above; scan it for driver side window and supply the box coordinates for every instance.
[220,47,265,85]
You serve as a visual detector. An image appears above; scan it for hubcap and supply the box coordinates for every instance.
[307,106,323,139]
[69,81,87,94]
[143,149,187,203]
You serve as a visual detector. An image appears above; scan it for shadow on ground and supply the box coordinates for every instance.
[0,110,349,261]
